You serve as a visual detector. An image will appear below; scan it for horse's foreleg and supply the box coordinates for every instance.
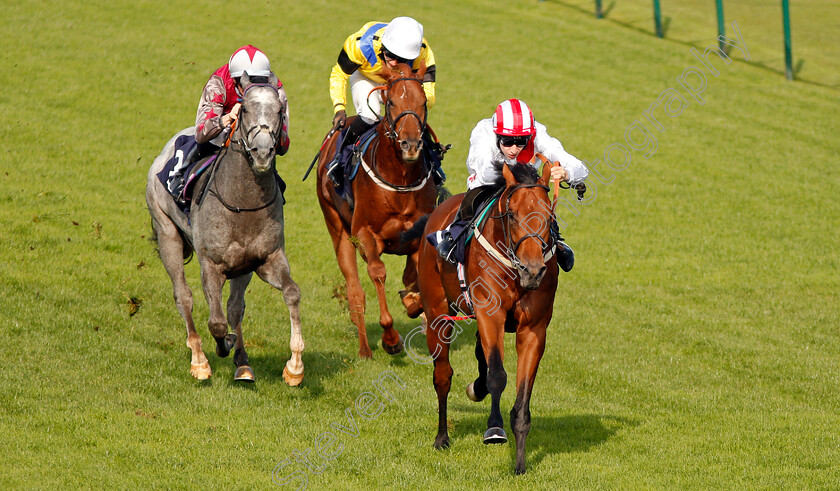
[257,250,304,386]
[356,228,402,355]
[153,216,210,380]
[479,323,508,444]
[198,260,228,357]
[227,273,254,382]
[323,207,371,358]
[466,331,489,402]
[510,323,547,475]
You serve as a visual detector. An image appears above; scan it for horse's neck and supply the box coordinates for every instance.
[217,150,274,197]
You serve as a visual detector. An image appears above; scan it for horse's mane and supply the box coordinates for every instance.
[490,163,541,188]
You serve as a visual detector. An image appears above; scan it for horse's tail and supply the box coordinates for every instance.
[401,214,430,246]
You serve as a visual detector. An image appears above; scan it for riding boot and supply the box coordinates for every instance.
[550,219,575,272]
[328,117,374,186]
[432,186,494,263]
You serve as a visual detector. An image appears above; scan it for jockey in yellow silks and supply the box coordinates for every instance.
[328,17,437,158]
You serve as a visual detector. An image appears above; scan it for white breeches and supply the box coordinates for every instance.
[350,71,382,124]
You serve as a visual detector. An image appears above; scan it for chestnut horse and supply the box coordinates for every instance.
[416,162,559,474]
[316,64,436,358]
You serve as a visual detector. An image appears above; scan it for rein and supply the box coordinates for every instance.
[359,138,433,192]
[205,83,282,213]
[474,183,556,271]
[367,77,428,141]
[358,75,432,193]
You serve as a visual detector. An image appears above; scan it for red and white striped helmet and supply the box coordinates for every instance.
[228,45,271,78]
[492,99,535,137]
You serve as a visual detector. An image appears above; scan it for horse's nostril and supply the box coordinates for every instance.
[400,140,411,151]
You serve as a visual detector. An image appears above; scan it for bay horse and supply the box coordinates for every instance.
[145,73,305,385]
[416,161,560,474]
[315,63,436,358]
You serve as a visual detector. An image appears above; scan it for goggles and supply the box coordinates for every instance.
[498,135,531,148]
[382,49,412,66]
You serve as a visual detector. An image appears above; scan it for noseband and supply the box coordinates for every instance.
[492,183,556,272]
[230,84,282,164]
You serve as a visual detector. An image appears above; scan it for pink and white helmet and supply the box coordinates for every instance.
[228,45,271,78]
[492,99,536,137]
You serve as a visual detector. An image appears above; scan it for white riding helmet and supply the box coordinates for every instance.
[228,45,271,78]
[381,17,424,61]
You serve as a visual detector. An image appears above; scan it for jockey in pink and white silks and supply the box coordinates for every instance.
[195,45,289,152]
[166,45,290,202]
[433,99,589,271]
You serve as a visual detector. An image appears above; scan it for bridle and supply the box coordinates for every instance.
[205,83,283,213]
[369,77,427,141]
[358,75,433,192]
[229,83,283,166]
[483,183,557,272]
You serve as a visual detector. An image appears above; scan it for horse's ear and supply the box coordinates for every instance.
[240,72,252,90]
[268,72,278,88]
[502,163,517,187]
[414,62,427,80]
[538,161,552,187]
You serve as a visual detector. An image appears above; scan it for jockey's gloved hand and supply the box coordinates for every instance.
[333,109,347,128]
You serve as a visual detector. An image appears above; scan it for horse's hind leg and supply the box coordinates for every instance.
[510,323,547,475]
[227,273,254,382]
[356,228,403,355]
[399,252,424,318]
[426,311,455,449]
[152,215,211,380]
[257,249,304,386]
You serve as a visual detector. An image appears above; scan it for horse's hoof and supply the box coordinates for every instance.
[400,291,423,318]
[433,435,451,450]
[359,347,373,359]
[514,464,527,475]
[466,382,486,402]
[483,427,507,444]
[233,365,255,382]
[216,333,237,358]
[190,361,212,380]
[283,366,304,387]
[382,334,404,355]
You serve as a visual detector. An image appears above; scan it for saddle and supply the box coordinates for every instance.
[326,126,379,201]
[156,135,217,214]
[327,125,450,202]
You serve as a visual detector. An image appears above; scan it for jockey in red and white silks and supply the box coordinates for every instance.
[466,99,588,190]
[196,45,290,154]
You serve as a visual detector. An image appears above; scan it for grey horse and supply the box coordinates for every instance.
[145,73,304,385]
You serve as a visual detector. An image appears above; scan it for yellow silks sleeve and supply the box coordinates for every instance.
[423,81,436,109]
[329,63,351,113]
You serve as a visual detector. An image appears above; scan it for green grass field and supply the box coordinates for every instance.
[2,0,838,488]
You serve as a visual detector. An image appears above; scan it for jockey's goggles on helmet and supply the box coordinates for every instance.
[498,135,531,148]
[381,48,412,66]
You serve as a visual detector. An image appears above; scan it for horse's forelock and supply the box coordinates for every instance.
[491,163,541,188]
[385,62,423,83]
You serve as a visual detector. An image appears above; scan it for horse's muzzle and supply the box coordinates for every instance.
[399,138,423,162]
[519,262,547,290]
